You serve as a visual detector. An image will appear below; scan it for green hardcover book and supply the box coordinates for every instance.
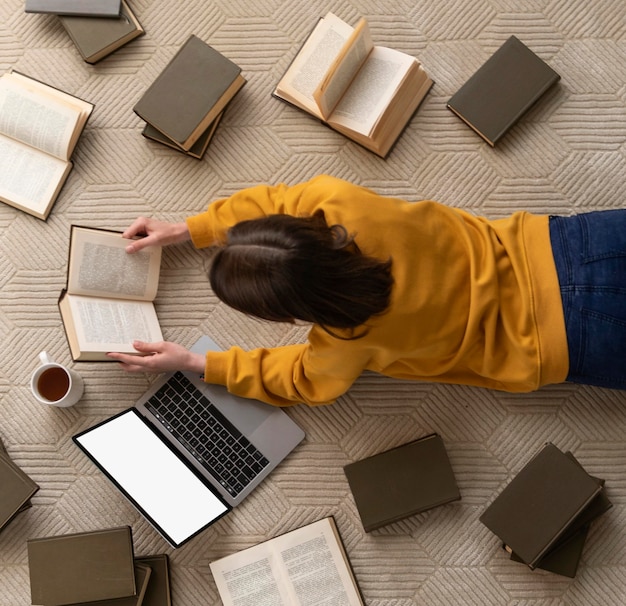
[344,433,460,532]
[135,555,172,606]
[59,0,144,64]
[133,35,246,151]
[72,562,152,606]
[480,443,603,569]
[447,35,560,146]
[0,447,39,531]
[25,0,121,17]
[28,526,136,606]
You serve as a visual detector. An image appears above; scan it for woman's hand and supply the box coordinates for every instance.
[107,341,206,375]
[123,217,191,253]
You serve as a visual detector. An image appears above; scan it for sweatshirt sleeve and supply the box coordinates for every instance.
[202,343,360,407]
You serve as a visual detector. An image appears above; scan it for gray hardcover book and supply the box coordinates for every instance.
[59,0,144,64]
[28,526,136,606]
[447,35,560,146]
[344,433,460,532]
[480,443,602,569]
[133,35,245,151]
[25,0,122,17]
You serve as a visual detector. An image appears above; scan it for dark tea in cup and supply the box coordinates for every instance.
[37,366,70,402]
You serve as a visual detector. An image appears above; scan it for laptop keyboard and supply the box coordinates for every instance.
[145,371,269,498]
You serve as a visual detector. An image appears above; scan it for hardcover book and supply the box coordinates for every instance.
[447,35,560,146]
[25,0,122,17]
[133,35,246,151]
[273,12,433,158]
[0,448,39,532]
[0,70,93,220]
[27,526,136,606]
[480,443,603,569]
[59,0,144,64]
[58,225,163,361]
[210,517,364,605]
[343,433,460,532]
[135,555,172,606]
[72,562,152,605]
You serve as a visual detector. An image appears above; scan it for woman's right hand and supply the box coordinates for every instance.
[123,217,191,253]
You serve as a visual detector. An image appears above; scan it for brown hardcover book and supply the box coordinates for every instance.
[273,12,433,158]
[25,0,121,17]
[27,526,136,606]
[59,0,144,64]
[58,225,163,361]
[135,555,172,606]
[0,448,39,531]
[133,35,246,151]
[72,562,152,606]
[0,70,93,220]
[141,111,223,159]
[343,433,460,532]
[210,517,364,605]
[480,443,603,569]
[447,35,560,146]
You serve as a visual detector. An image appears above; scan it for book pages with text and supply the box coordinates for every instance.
[65,294,162,352]
[0,74,86,160]
[210,518,363,606]
[313,18,372,119]
[0,137,70,214]
[276,13,354,117]
[328,46,417,135]
[67,228,162,301]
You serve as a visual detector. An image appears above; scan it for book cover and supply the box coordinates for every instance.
[343,433,460,532]
[479,443,602,569]
[59,0,144,64]
[141,110,223,159]
[447,35,560,146]
[71,562,152,606]
[25,0,122,17]
[135,555,172,606]
[0,452,39,531]
[133,35,245,150]
[27,526,136,606]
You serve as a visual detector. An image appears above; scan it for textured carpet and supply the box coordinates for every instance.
[1,0,626,604]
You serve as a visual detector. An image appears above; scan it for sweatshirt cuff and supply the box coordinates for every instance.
[186,214,215,249]
[202,350,231,385]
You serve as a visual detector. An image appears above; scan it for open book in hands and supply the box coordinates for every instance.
[273,12,433,157]
[0,71,93,219]
[58,226,163,361]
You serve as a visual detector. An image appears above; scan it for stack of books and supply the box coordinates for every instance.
[480,442,612,578]
[0,437,39,533]
[133,35,246,159]
[27,526,172,605]
[25,0,145,64]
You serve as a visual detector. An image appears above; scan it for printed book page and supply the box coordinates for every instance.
[210,518,363,606]
[67,227,162,301]
[328,45,417,135]
[64,294,163,352]
[0,72,90,160]
[275,13,355,117]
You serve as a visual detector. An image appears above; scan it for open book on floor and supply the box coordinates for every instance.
[210,517,364,606]
[58,225,163,361]
[0,70,93,219]
[59,0,145,64]
[273,12,433,158]
[480,443,606,570]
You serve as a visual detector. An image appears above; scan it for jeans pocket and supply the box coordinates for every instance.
[570,307,626,389]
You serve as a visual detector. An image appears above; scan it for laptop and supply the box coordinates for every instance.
[73,336,305,548]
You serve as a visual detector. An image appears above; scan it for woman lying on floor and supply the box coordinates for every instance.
[107,175,626,405]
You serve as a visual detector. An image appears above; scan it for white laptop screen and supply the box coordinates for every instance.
[74,409,230,547]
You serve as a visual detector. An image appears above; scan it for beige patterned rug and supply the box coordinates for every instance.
[1,0,625,604]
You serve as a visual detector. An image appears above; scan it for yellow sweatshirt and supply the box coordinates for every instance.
[186,175,568,406]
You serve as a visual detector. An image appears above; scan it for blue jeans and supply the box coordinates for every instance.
[549,210,626,390]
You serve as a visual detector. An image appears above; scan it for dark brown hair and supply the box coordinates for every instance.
[208,210,393,337]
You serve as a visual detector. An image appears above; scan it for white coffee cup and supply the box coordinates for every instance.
[30,351,84,407]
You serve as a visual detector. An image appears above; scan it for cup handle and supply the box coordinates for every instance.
[39,351,54,365]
